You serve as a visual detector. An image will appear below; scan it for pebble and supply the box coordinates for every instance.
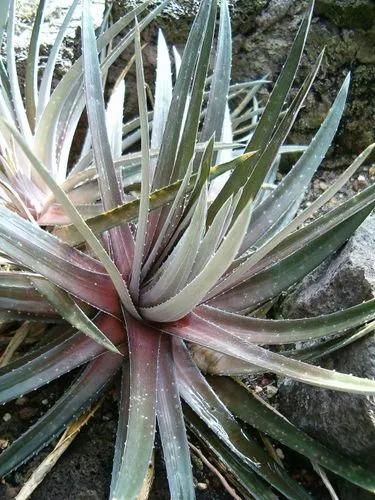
[19,407,38,420]
[266,385,278,398]
[319,180,328,191]
[196,483,208,491]
[0,438,9,450]
[15,397,27,406]
[42,399,49,405]
[353,174,368,191]
[276,448,285,460]
[2,413,11,422]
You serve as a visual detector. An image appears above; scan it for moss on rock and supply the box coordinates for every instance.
[316,0,375,30]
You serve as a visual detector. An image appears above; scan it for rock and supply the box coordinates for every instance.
[316,0,375,30]
[13,1,375,163]
[278,213,375,466]
[281,212,375,317]
[110,0,375,163]
[12,1,105,88]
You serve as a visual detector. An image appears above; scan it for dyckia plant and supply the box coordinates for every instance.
[0,0,374,498]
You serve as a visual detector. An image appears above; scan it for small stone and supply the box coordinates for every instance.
[2,413,11,422]
[41,399,49,405]
[318,180,328,191]
[19,407,38,421]
[254,385,263,393]
[196,483,208,491]
[0,438,9,450]
[353,174,368,191]
[265,385,278,398]
[15,396,28,406]
[279,214,375,463]
[275,448,285,460]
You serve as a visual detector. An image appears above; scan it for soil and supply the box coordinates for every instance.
[0,374,331,500]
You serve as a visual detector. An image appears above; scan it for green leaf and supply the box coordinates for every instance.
[157,336,195,499]
[54,152,255,246]
[0,352,121,477]
[112,315,160,500]
[129,19,151,299]
[0,315,125,405]
[36,0,80,119]
[209,184,375,307]
[142,182,207,305]
[166,313,375,394]
[210,377,375,493]
[152,0,216,190]
[30,276,121,354]
[0,118,139,319]
[185,406,277,500]
[241,73,350,252]
[173,339,310,499]
[200,0,231,146]
[206,0,314,224]
[140,201,252,322]
[6,0,32,143]
[25,0,47,130]
[195,298,375,345]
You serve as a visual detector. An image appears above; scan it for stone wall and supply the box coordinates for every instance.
[110,0,375,167]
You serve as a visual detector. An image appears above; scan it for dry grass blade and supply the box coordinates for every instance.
[312,462,339,500]
[15,402,101,500]
[189,442,242,500]
[0,322,30,367]
[138,452,155,500]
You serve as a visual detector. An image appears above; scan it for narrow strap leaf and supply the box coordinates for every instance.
[199,0,231,148]
[140,202,252,321]
[157,336,195,500]
[0,351,121,477]
[129,19,151,299]
[206,0,314,224]
[240,73,350,253]
[184,407,278,500]
[0,119,139,318]
[25,0,47,130]
[0,206,119,315]
[195,299,375,345]
[36,0,80,120]
[0,314,125,404]
[210,377,375,493]
[6,0,32,143]
[30,276,121,354]
[112,315,160,500]
[173,339,310,499]
[82,0,135,279]
[166,313,375,394]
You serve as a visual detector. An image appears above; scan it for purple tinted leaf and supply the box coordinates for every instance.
[0,350,122,476]
[166,313,375,394]
[173,339,310,499]
[112,314,160,499]
[0,206,119,314]
[82,0,134,277]
[195,299,375,345]
[0,314,125,404]
[157,335,195,499]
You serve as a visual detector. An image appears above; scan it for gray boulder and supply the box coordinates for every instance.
[279,213,375,466]
[109,0,375,165]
